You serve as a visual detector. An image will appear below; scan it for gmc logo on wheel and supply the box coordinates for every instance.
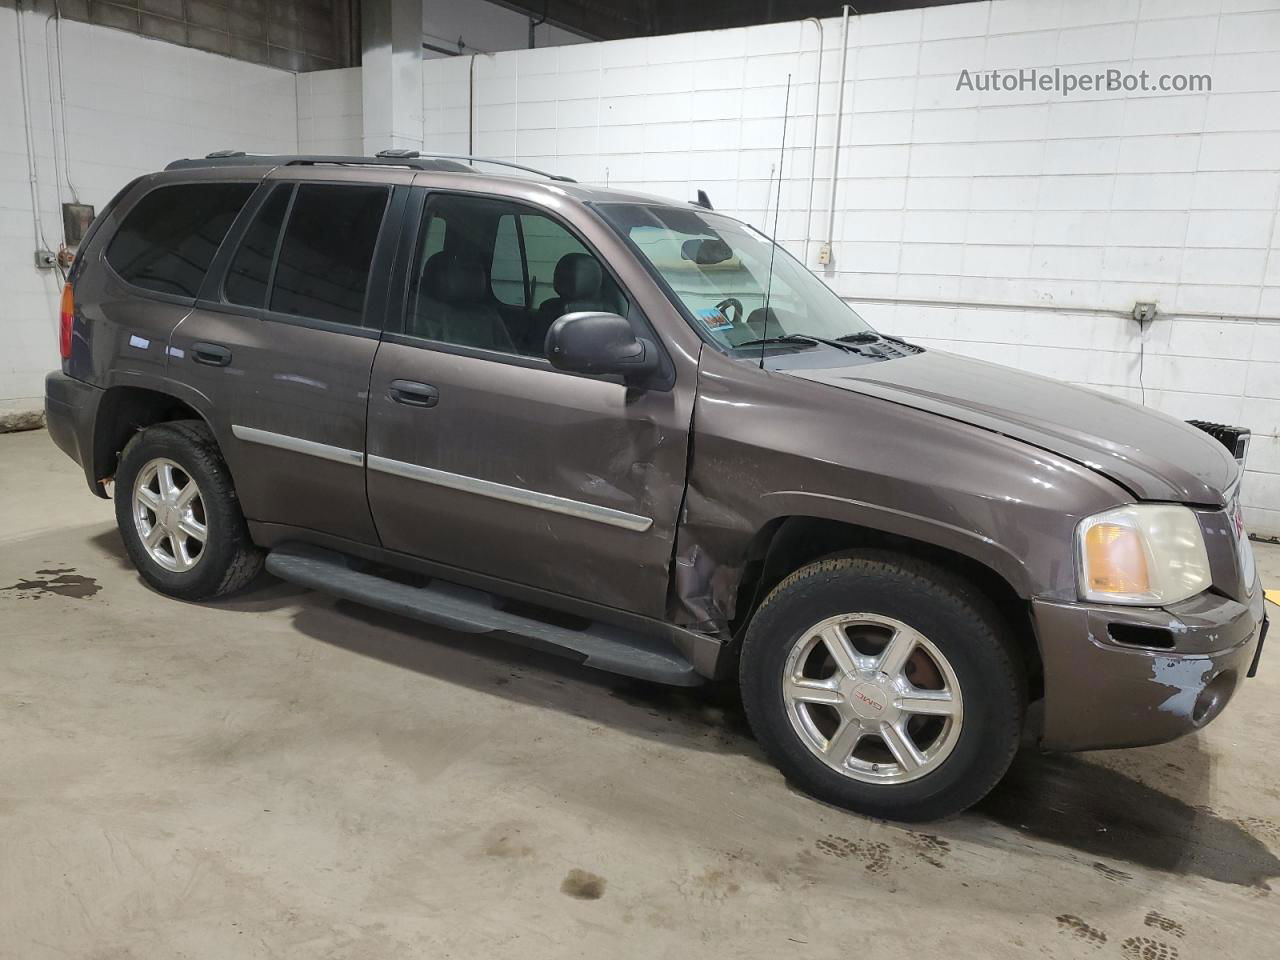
[855,690,884,712]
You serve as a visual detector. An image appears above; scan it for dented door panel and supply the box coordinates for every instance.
[367,345,691,616]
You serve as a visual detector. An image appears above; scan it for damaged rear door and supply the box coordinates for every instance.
[365,187,691,617]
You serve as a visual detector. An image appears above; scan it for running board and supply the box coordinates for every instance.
[265,544,703,686]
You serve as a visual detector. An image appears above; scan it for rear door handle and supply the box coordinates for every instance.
[389,379,439,408]
[192,342,232,366]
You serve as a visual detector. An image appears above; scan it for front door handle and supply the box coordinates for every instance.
[192,342,232,366]
[389,379,439,408]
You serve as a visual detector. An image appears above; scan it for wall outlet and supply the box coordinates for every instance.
[34,249,57,269]
[817,243,832,266]
[1132,301,1158,326]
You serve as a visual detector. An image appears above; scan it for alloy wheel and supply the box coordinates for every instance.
[132,457,207,573]
[782,612,964,784]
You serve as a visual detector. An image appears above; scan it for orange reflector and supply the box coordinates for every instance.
[1084,522,1150,595]
[58,283,75,359]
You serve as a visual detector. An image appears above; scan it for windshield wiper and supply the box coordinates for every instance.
[836,331,882,343]
[738,333,875,355]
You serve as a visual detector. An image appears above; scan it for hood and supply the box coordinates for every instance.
[784,349,1238,506]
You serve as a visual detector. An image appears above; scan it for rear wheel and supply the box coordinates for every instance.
[739,551,1024,821]
[114,421,263,600]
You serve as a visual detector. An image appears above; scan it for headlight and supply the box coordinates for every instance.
[1077,504,1211,605]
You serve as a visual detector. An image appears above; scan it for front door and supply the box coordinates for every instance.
[171,176,404,544]
[365,189,690,618]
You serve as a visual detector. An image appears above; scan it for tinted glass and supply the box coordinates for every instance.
[520,215,590,308]
[106,182,255,297]
[491,215,525,306]
[224,184,291,308]
[269,184,388,326]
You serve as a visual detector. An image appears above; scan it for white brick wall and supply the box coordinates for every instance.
[297,67,363,155]
[0,8,296,416]
[4,1,1280,537]
[420,0,1280,536]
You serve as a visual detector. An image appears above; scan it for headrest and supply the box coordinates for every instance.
[553,252,603,301]
[422,252,488,304]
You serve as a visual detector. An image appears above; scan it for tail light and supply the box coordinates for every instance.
[59,283,74,359]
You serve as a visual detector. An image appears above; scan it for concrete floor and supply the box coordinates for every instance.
[3,427,1279,960]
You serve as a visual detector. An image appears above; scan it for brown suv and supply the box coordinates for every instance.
[45,152,1267,821]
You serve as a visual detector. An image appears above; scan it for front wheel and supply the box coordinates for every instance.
[739,551,1025,822]
[114,420,263,601]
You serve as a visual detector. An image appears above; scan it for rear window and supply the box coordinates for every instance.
[105,182,255,297]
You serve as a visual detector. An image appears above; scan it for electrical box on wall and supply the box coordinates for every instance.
[817,243,832,266]
[62,203,95,246]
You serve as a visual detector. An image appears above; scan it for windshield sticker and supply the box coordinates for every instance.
[695,307,733,331]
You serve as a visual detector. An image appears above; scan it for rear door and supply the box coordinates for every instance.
[364,187,693,618]
[72,176,256,388]
[169,174,406,544]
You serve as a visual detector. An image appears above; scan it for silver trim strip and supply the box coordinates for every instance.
[231,425,364,467]
[367,455,653,532]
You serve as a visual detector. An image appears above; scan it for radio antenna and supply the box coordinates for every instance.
[760,73,791,370]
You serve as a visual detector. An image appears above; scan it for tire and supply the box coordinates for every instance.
[114,420,263,601]
[739,550,1024,822]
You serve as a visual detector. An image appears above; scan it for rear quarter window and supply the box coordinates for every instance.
[104,181,255,298]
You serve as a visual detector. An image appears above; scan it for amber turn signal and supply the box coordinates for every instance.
[1083,522,1151,596]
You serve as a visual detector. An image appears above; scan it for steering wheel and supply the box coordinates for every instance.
[715,297,745,327]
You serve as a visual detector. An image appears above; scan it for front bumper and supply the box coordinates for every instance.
[44,370,105,497]
[1032,583,1266,751]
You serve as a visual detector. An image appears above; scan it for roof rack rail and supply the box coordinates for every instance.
[165,152,477,173]
[373,149,577,183]
[164,151,577,183]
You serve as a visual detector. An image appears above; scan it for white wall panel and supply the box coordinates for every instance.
[414,0,1280,534]
[0,9,296,419]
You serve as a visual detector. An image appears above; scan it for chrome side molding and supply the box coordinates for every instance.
[231,425,364,467]
[367,454,653,532]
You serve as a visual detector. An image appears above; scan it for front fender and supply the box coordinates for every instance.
[671,350,1130,633]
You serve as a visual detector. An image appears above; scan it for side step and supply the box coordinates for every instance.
[265,543,703,687]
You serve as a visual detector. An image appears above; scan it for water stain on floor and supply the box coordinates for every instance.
[2,568,100,600]
[560,868,606,900]
[976,752,1280,888]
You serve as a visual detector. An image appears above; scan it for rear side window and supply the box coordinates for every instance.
[268,183,388,326]
[105,182,255,297]
[224,184,291,308]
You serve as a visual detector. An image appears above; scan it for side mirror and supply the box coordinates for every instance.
[545,312,660,384]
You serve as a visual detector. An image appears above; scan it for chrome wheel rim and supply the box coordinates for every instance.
[132,458,207,573]
[782,613,964,784]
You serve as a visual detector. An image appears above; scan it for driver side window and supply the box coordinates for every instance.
[404,193,629,358]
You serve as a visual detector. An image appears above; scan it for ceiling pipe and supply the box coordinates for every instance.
[801,16,822,266]
[824,4,852,265]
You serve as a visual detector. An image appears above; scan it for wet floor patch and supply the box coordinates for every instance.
[976,752,1280,888]
[560,868,606,900]
[2,568,100,600]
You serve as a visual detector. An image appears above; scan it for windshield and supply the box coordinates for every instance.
[598,203,876,352]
